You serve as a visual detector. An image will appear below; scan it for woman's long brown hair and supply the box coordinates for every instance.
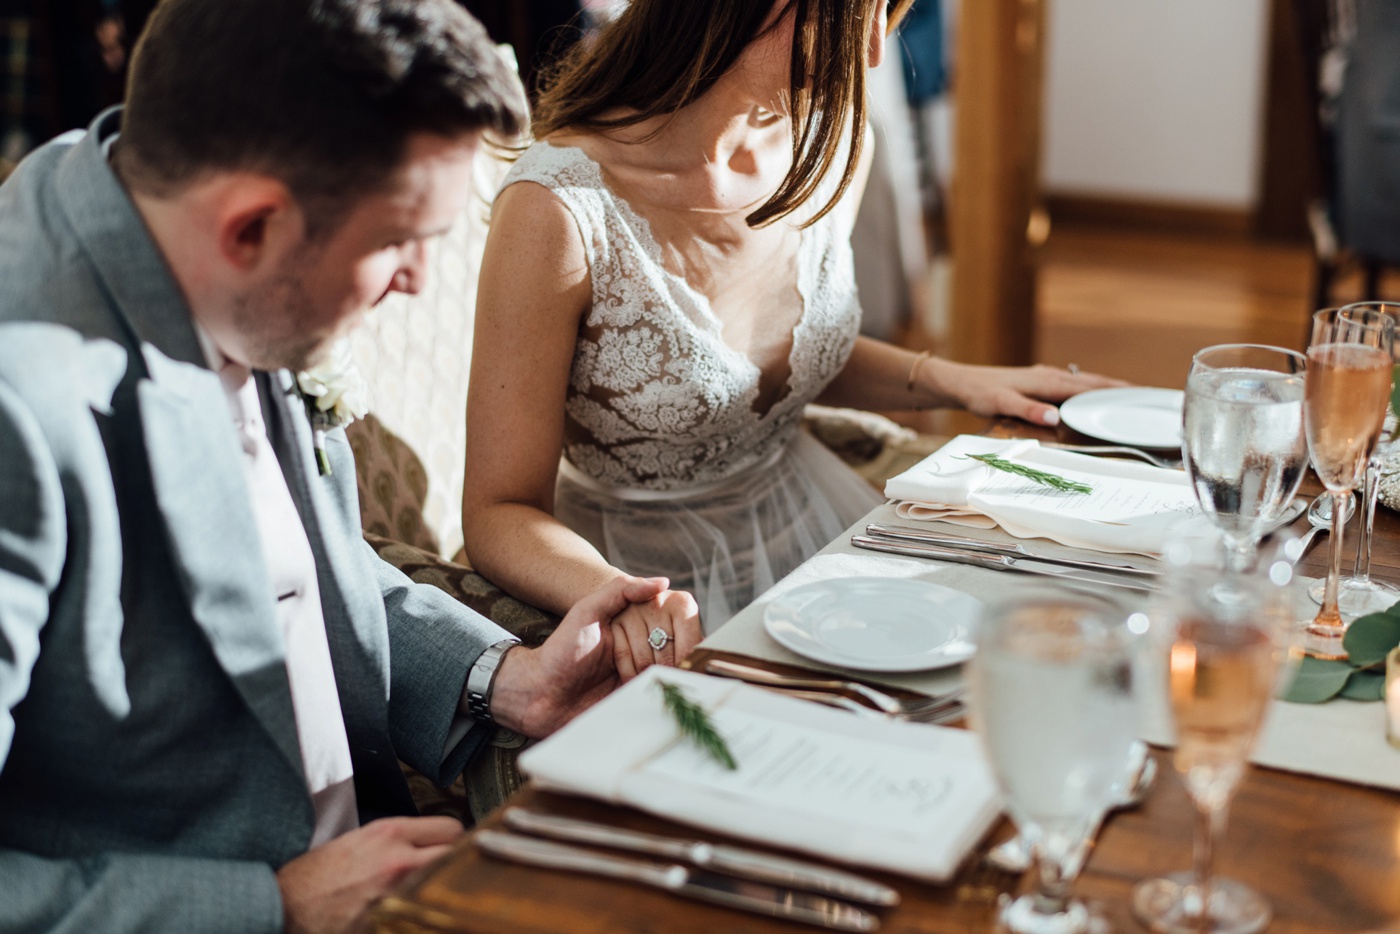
[531,0,915,228]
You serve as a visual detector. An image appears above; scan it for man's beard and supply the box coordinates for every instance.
[230,251,333,372]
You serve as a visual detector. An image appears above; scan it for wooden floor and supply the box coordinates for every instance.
[891,220,1395,434]
[1034,223,1316,390]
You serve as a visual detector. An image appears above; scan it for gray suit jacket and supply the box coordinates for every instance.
[0,109,512,932]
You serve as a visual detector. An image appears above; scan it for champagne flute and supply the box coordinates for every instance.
[1132,560,1295,934]
[967,592,1138,934]
[1182,344,1308,573]
[1304,307,1394,658]
[1306,301,1400,616]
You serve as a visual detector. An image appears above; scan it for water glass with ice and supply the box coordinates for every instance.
[968,592,1139,934]
[1182,344,1307,573]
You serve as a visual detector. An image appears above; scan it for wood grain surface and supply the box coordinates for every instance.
[373,421,1400,933]
[372,732,1400,933]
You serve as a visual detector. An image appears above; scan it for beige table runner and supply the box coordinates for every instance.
[700,501,1400,793]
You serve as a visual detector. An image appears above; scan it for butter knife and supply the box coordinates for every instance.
[865,523,1160,577]
[476,829,881,931]
[850,535,1156,592]
[502,809,900,906]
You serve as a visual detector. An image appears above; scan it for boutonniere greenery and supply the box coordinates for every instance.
[294,339,369,476]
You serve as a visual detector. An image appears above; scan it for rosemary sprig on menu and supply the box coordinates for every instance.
[963,453,1094,494]
[658,682,737,770]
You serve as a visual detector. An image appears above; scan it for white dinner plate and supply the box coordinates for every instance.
[763,578,981,673]
[1058,387,1185,449]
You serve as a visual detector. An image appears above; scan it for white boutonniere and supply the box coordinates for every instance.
[295,339,369,476]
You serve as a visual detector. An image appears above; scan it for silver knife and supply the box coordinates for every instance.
[476,829,881,931]
[850,535,1156,592]
[502,809,900,906]
[865,523,1160,577]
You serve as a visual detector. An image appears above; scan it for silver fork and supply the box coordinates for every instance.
[701,658,965,721]
[1042,442,1181,470]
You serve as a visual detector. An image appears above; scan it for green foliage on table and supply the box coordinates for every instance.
[962,453,1094,494]
[658,681,737,770]
[1283,601,1400,703]
[1284,657,1355,703]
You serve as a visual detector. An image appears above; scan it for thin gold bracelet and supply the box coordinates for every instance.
[906,350,931,392]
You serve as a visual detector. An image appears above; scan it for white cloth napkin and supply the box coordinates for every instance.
[519,667,1001,881]
[884,435,1210,556]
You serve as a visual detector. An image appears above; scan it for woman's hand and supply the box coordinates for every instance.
[925,360,1126,427]
[608,587,704,680]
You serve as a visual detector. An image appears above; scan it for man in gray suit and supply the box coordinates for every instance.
[0,1,693,931]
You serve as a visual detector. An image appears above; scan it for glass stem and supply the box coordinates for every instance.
[1033,852,1072,913]
[1321,490,1347,618]
[1222,535,1254,574]
[1353,461,1380,582]
[1189,800,1227,929]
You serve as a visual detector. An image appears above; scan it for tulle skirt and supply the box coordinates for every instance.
[555,430,883,632]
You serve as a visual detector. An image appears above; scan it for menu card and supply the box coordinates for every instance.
[884,435,1209,555]
[519,667,1001,881]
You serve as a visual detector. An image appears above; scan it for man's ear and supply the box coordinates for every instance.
[214,176,304,274]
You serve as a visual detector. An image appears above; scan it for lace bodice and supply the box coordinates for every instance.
[500,141,861,491]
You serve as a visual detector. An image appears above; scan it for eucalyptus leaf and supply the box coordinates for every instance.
[1342,613,1400,668]
[1283,656,1355,704]
[1338,669,1387,702]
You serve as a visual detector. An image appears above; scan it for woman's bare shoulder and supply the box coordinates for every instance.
[493,174,585,250]
[483,177,592,314]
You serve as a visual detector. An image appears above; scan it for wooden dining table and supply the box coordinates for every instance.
[369,421,1400,934]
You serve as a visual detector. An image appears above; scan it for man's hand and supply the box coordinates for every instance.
[487,575,669,738]
[277,816,464,934]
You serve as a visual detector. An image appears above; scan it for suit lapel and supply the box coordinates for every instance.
[136,351,305,782]
[263,371,391,736]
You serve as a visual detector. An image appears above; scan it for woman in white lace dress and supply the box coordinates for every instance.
[463,0,1119,671]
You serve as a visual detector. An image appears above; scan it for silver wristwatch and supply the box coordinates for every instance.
[465,638,521,722]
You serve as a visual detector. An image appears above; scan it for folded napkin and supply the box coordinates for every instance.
[520,666,1001,882]
[884,435,1210,556]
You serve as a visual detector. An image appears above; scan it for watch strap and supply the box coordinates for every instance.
[465,638,521,722]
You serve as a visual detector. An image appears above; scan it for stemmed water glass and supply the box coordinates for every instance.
[1303,307,1395,657]
[1305,301,1400,616]
[1182,344,1308,573]
[1131,559,1296,934]
[967,592,1138,934]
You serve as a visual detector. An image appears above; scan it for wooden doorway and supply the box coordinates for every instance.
[946,0,1046,367]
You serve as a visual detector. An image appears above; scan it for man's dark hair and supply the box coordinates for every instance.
[115,0,527,234]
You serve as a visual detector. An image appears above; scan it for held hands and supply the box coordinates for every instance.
[931,360,1125,427]
[277,816,464,934]
[608,588,703,681]
[486,574,684,738]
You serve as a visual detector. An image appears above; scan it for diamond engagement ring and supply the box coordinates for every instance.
[1067,362,1081,376]
[647,627,671,651]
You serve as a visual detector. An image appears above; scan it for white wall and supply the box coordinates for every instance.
[1041,0,1271,208]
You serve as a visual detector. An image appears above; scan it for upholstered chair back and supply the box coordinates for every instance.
[347,151,511,562]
